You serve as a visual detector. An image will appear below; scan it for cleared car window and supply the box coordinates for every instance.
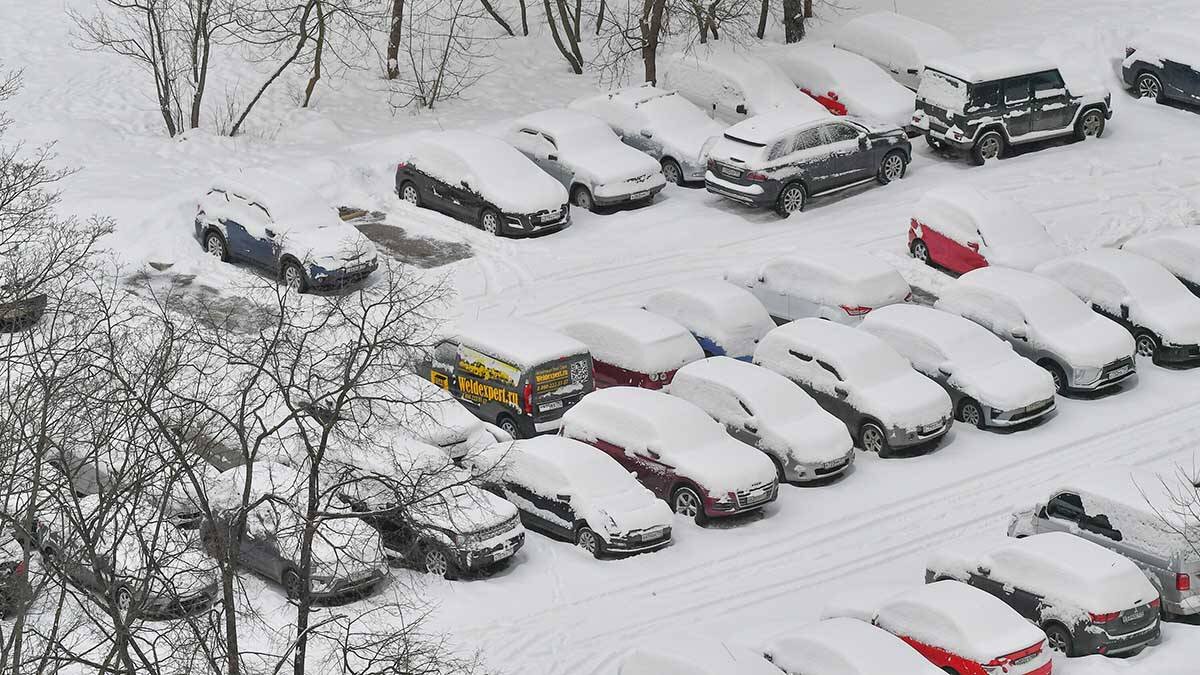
[967,82,1002,111]
[1030,70,1065,98]
[1004,77,1032,104]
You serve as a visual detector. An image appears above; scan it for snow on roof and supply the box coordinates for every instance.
[875,581,1046,663]
[561,309,703,374]
[755,250,910,308]
[861,304,1019,371]
[560,386,721,451]
[764,618,945,675]
[724,109,829,145]
[834,12,963,67]
[643,281,774,357]
[661,47,831,118]
[953,266,1074,307]
[755,318,917,387]
[672,356,820,419]
[925,49,1058,84]
[451,318,590,370]
[210,168,309,209]
[1038,247,1190,301]
[1129,29,1200,71]
[1058,465,1200,534]
[619,641,780,675]
[515,107,613,139]
[769,44,894,91]
[1122,227,1200,280]
[914,184,1060,270]
[584,84,675,108]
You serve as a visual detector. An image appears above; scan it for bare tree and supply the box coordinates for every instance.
[543,0,584,74]
[389,0,495,110]
[479,0,516,35]
[385,0,406,79]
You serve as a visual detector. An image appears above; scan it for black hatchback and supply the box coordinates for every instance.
[1123,30,1200,107]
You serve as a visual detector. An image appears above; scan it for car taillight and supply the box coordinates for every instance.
[745,171,768,182]
[707,158,717,171]
[396,161,408,170]
[523,381,533,414]
[985,640,1043,668]
[841,305,872,316]
[1150,598,1161,609]
[1177,573,1192,591]
[904,292,913,303]
[1089,611,1120,624]
[648,372,662,382]
[14,560,26,575]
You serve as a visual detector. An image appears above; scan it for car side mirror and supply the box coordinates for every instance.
[858,135,869,150]
[264,228,277,238]
[556,493,571,502]
[639,128,653,139]
[938,367,952,378]
[834,386,848,399]
[743,420,758,433]
[735,104,748,115]
[827,91,839,101]
[977,565,992,576]
[1011,327,1028,341]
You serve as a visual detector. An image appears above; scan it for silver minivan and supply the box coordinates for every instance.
[1008,467,1200,620]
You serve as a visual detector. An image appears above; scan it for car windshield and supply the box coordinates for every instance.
[548,119,619,153]
[918,70,969,113]
[1018,285,1096,331]
[562,455,636,499]
[641,94,712,128]
[741,377,818,421]
[941,332,1013,368]
[836,345,912,385]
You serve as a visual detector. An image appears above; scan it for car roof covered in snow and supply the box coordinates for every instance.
[1056,466,1198,528]
[756,318,907,376]
[741,250,910,308]
[514,107,612,137]
[513,435,615,473]
[915,184,1051,245]
[952,266,1068,303]
[769,43,896,87]
[561,387,717,441]
[560,309,703,374]
[925,49,1058,84]
[766,250,905,288]
[1036,247,1186,299]
[1129,28,1200,69]
[450,319,590,370]
[764,617,946,675]
[671,355,823,417]
[860,304,996,350]
[576,84,676,109]
[1122,228,1200,280]
[662,47,831,118]
[210,168,307,207]
[724,109,830,145]
[618,640,780,675]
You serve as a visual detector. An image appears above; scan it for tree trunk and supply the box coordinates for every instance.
[189,0,213,128]
[640,0,667,84]
[302,0,325,107]
[756,0,768,38]
[386,0,405,79]
[480,0,515,35]
[595,0,606,35]
[705,0,719,40]
[554,0,584,70]
[543,0,582,73]
[805,0,813,18]
[782,0,805,43]
[518,0,529,35]
[230,0,316,135]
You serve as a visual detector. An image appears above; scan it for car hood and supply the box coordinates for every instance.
[580,487,673,537]
[671,438,778,495]
[1041,318,1134,369]
[281,222,377,265]
[759,413,853,465]
[411,487,518,535]
[1138,297,1200,346]
[856,373,951,430]
[569,143,662,185]
[951,358,1056,411]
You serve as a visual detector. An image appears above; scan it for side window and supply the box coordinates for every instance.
[767,137,791,161]
[1004,77,1032,105]
[791,128,825,153]
[1030,70,1066,99]
[1046,492,1084,522]
[968,82,1003,110]
[820,123,860,144]
[737,398,754,417]
[542,133,558,149]
[788,349,814,363]
[816,359,842,381]
[433,341,458,364]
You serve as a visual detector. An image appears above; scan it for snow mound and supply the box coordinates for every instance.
[560,309,703,375]
[729,250,911,309]
[660,46,831,119]
[764,617,945,675]
[642,280,775,359]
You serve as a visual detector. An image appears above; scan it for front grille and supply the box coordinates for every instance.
[629,173,655,185]
[472,515,519,541]
[815,460,849,476]
[735,483,775,509]
[1009,399,1054,422]
[1103,356,1135,378]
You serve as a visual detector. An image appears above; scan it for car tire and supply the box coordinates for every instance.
[282,570,303,600]
[941,669,960,675]
[775,182,806,217]
[1075,108,1106,141]
[480,209,503,236]
[672,485,708,526]
[281,260,308,294]
[114,586,134,620]
[1043,622,1075,657]
[203,230,230,262]
[576,526,604,559]
[496,414,522,440]
[661,158,683,186]
[1135,331,1159,360]
[910,239,931,266]
[971,130,1005,166]
[571,185,595,212]
[958,399,985,429]
[876,150,907,185]
[400,181,421,207]
[1040,360,1067,395]
[1137,72,1164,102]
[424,546,457,580]
[859,421,891,458]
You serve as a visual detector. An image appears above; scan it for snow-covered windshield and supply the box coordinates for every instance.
[1018,285,1096,331]
[641,94,714,129]
[548,118,619,153]
[562,454,636,499]
[941,332,1013,368]
[918,70,969,113]
[742,376,817,421]
[838,345,912,385]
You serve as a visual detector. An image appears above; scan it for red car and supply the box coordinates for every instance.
[909,184,1062,275]
[559,387,778,524]
[561,309,704,389]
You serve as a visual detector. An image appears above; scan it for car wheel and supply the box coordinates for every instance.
[941,669,960,675]
[1135,332,1159,359]
[281,260,308,294]
[1041,360,1067,394]
[971,131,1005,165]
[1044,623,1074,657]
[400,181,421,207]
[877,151,907,185]
[911,239,931,266]
[282,570,303,600]
[576,526,603,559]
[497,414,522,440]
[661,158,683,186]
[672,486,707,525]
[424,547,455,579]
[1137,72,1164,102]
[775,183,806,217]
[571,185,595,211]
[480,209,503,236]
[204,230,229,262]
[958,399,985,429]
[1076,108,1106,141]
[115,586,133,619]
[859,422,890,458]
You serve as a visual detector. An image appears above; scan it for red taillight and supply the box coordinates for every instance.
[904,292,913,303]
[841,305,872,317]
[396,161,408,170]
[1089,611,1120,624]
[745,171,768,182]
[1150,598,1161,609]
[1177,573,1192,591]
[707,158,717,171]
[986,640,1043,667]
[522,381,533,414]
[14,561,26,575]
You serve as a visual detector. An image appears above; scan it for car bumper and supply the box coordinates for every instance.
[605,527,672,555]
[704,172,773,207]
[705,482,778,517]
[887,418,952,450]
[1078,620,1160,656]
[1157,343,1200,366]
[1067,362,1136,393]
[985,399,1056,428]
[457,532,525,571]
[308,260,378,289]
[506,211,571,237]
[786,452,855,483]
[593,185,664,206]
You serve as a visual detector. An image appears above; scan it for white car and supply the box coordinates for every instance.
[195,169,378,293]
[619,640,780,675]
[1123,227,1200,297]
[668,356,855,483]
[1035,248,1200,366]
[909,184,1063,273]
[832,11,965,90]
[727,250,911,324]
[767,44,917,129]
[763,617,945,675]
[860,304,1056,429]
[569,86,725,185]
[935,267,1136,394]
[469,436,673,558]
[642,280,775,361]
[394,374,506,460]
[754,319,952,457]
[659,46,831,124]
[507,109,666,211]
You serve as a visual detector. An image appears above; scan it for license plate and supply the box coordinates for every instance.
[720,166,740,178]
[541,400,563,411]
[631,190,650,200]
[1110,365,1131,378]
[492,544,514,562]
[1124,609,1145,622]
[539,212,560,223]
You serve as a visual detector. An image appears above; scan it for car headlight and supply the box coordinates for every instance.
[1072,366,1102,384]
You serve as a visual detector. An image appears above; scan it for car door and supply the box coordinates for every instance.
[535,133,576,188]
[782,126,840,196]
[593,438,667,498]
[817,122,875,189]
[1030,70,1073,133]
[1001,76,1034,139]
[222,195,274,266]
[752,263,794,323]
[619,109,662,159]
[422,173,465,219]
[1163,61,1200,102]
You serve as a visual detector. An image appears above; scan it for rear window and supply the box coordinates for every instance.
[532,354,593,398]
[918,70,969,113]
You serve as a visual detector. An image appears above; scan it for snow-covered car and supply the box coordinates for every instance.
[1008,466,1200,621]
[1122,227,1200,297]
[767,44,918,129]
[560,387,778,525]
[41,496,220,620]
[860,305,1056,429]
[0,291,46,334]
[331,443,525,579]
[935,267,1136,394]
[569,86,725,185]
[704,111,911,216]
[909,184,1063,274]
[763,617,945,675]
[0,527,31,619]
[727,250,911,324]
[1122,28,1200,106]
[927,533,1161,657]
[469,436,672,558]
[194,169,379,293]
[832,11,964,90]
[560,309,703,389]
[825,580,1052,675]
[201,462,390,600]
[395,130,570,237]
[668,356,854,483]
[1035,249,1200,366]
[754,319,952,457]
[659,46,832,125]
[618,639,781,675]
[914,50,1112,165]
[642,280,775,361]
[506,109,666,211]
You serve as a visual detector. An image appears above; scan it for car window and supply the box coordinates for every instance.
[433,341,458,364]
[542,133,558,148]
[968,82,1003,111]
[788,349,814,363]
[820,123,860,144]
[1004,77,1032,105]
[767,137,791,161]
[1047,492,1084,522]
[1030,70,1065,99]
[816,359,842,381]
[791,128,825,153]
[737,399,754,417]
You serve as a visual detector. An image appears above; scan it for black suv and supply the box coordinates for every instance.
[913,49,1112,165]
[1123,31,1200,107]
[704,111,911,217]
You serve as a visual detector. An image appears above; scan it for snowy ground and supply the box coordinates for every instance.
[6,0,1200,673]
